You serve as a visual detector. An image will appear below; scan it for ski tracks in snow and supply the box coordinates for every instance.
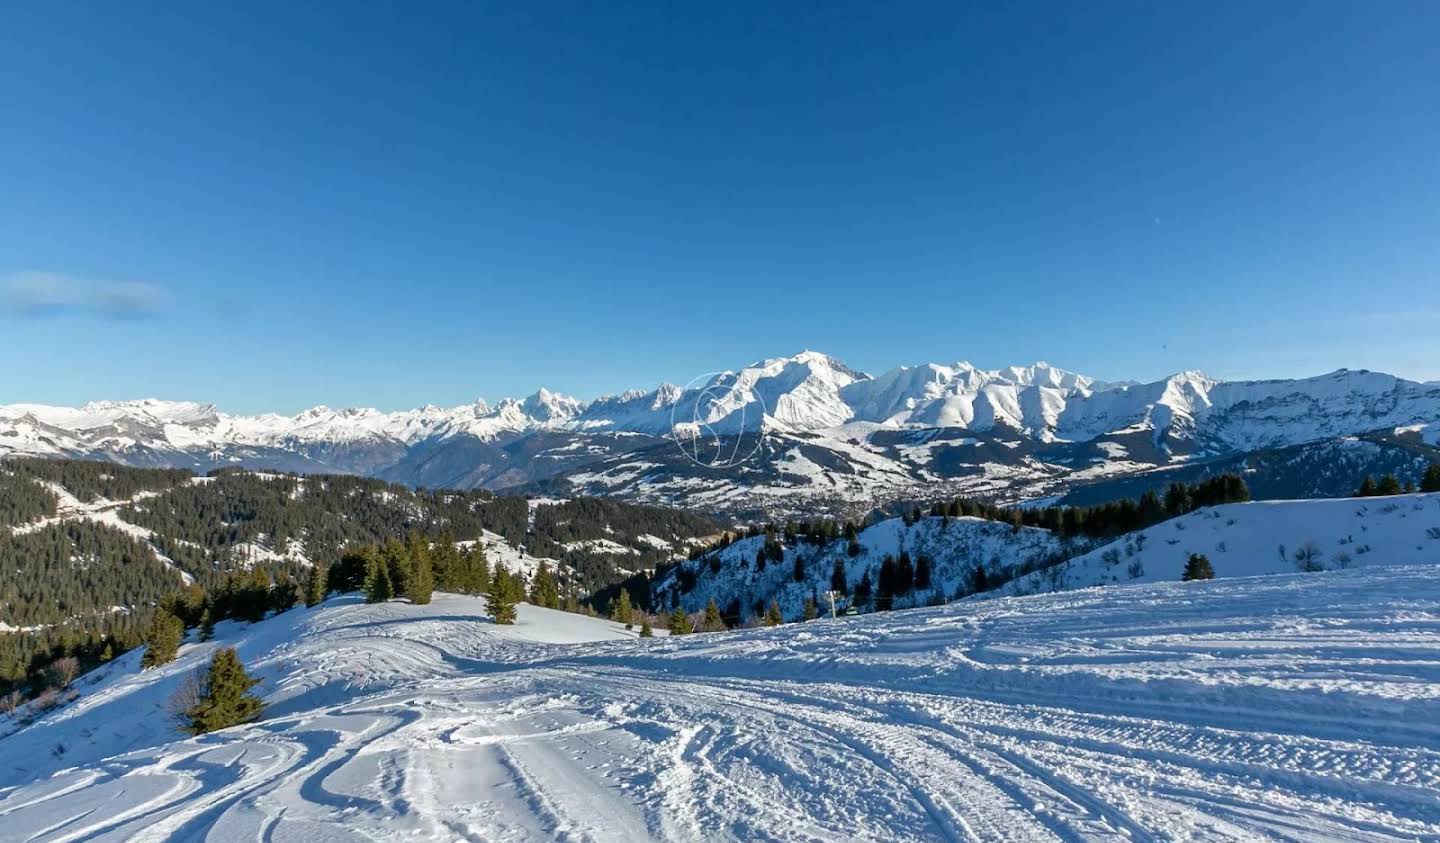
[2,572,1440,841]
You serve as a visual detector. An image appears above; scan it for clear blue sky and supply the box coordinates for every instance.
[2,1,1438,413]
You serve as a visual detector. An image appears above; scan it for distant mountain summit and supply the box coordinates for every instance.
[4,352,1439,515]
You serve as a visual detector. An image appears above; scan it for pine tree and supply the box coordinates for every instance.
[183,647,264,735]
[831,558,848,595]
[407,545,434,605]
[430,532,460,592]
[1376,474,1403,496]
[455,542,489,595]
[915,553,932,590]
[198,609,215,642]
[1357,475,1378,497]
[792,554,805,583]
[611,588,634,625]
[803,596,818,621]
[530,562,560,609]
[970,564,989,594]
[668,606,692,635]
[853,569,873,606]
[270,571,298,613]
[1182,553,1215,581]
[896,551,915,594]
[701,599,726,632]
[304,565,327,607]
[382,538,410,598]
[764,600,783,626]
[140,609,183,670]
[487,566,517,625]
[364,553,393,603]
[1423,464,1440,493]
[639,619,654,638]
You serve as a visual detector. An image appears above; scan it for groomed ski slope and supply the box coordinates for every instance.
[3,567,1440,841]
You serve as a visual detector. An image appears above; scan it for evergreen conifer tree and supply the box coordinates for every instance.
[141,609,183,670]
[364,554,393,603]
[1182,553,1215,581]
[702,599,726,632]
[792,555,805,583]
[831,558,848,595]
[198,609,215,642]
[183,647,263,735]
[915,553,932,590]
[304,565,327,607]
[530,562,560,609]
[764,600,783,626]
[487,566,518,624]
[611,588,634,625]
[803,596,818,620]
[668,606,692,635]
[1357,475,1378,497]
[1376,474,1403,496]
[407,546,434,605]
[270,571,298,613]
[639,619,654,638]
[1423,464,1440,493]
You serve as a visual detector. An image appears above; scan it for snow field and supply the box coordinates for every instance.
[1,566,1438,840]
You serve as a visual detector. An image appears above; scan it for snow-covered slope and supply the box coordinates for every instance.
[993,492,1440,598]
[5,352,1439,516]
[3,570,1439,840]
[657,514,1071,620]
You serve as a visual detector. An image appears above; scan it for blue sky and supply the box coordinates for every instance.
[2,1,1438,413]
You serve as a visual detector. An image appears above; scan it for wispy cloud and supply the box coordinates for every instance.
[1,271,168,319]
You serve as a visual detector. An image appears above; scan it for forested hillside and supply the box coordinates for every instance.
[0,458,719,707]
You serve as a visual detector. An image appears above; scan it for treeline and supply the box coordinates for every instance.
[4,457,191,503]
[0,522,184,628]
[0,468,58,526]
[919,473,1252,540]
[1357,465,1440,496]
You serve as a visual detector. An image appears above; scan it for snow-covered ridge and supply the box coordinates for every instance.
[4,354,1439,506]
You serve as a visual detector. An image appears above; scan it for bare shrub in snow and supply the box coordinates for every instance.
[1293,541,1324,573]
[0,689,23,715]
[167,670,205,734]
[1127,560,1144,579]
[45,656,80,690]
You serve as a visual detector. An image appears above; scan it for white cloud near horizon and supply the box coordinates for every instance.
[1,271,168,319]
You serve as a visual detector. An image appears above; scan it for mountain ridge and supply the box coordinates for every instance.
[5,352,1440,515]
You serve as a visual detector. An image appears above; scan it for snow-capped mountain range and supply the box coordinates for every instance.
[5,350,1440,515]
